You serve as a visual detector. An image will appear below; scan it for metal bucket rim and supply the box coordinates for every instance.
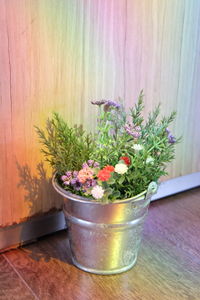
[52,173,147,205]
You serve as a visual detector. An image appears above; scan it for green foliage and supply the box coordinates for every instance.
[35,113,95,175]
[129,90,144,126]
[90,92,181,199]
[92,104,128,166]
[35,93,181,202]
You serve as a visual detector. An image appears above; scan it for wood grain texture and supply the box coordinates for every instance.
[0,255,36,299]
[2,188,200,300]
[0,0,200,226]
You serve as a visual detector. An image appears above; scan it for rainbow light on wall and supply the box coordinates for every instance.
[0,0,200,226]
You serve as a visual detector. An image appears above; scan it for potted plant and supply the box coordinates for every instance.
[35,91,180,274]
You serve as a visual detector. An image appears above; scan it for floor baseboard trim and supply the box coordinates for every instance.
[0,172,199,252]
[0,211,66,252]
[151,172,200,200]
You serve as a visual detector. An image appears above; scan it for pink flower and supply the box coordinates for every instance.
[61,174,72,185]
[61,175,68,181]
[77,167,94,184]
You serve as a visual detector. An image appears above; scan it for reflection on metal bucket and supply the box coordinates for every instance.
[53,175,157,275]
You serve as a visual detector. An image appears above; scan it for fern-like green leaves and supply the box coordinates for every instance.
[35,113,95,175]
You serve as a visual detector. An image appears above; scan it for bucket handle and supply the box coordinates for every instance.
[130,182,158,203]
[145,181,158,200]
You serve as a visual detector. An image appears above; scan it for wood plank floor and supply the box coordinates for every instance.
[0,188,200,300]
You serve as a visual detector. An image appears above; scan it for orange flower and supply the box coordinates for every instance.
[103,165,115,172]
[97,169,111,181]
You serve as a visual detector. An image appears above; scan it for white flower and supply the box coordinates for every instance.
[91,185,104,199]
[132,144,144,152]
[146,156,154,164]
[115,163,128,174]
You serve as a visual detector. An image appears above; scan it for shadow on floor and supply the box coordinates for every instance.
[20,230,73,265]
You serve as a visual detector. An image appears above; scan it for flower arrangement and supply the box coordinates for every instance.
[35,91,180,203]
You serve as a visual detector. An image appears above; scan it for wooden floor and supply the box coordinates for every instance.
[0,188,200,300]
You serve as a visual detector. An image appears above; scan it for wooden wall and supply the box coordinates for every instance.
[0,0,200,227]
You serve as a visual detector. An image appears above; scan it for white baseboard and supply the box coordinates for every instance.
[0,172,199,252]
[152,172,200,200]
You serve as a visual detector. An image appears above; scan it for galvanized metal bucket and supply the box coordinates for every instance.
[52,175,157,275]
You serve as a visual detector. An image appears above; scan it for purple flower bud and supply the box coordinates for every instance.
[65,171,72,177]
[127,129,133,135]
[91,100,107,106]
[91,179,97,187]
[71,178,78,185]
[166,128,170,134]
[82,162,89,169]
[135,126,141,132]
[91,99,120,110]
[105,100,121,108]
[168,134,176,144]
[84,181,91,189]
[73,171,78,177]
[125,123,133,131]
[61,175,68,181]
[132,131,141,138]
[124,124,132,135]
[71,178,82,191]
[104,100,121,112]
[93,162,100,168]
[84,179,97,189]
[87,160,94,167]
[124,122,142,139]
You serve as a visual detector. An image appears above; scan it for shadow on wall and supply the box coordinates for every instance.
[16,161,62,218]
[14,162,71,265]
[0,162,65,252]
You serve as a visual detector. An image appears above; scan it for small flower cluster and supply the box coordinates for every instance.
[91,99,121,111]
[61,171,81,191]
[62,161,99,193]
[132,144,144,152]
[124,123,141,139]
[131,144,154,164]
[61,157,131,201]
[166,128,176,144]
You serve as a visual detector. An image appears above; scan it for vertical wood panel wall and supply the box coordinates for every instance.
[0,0,200,226]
